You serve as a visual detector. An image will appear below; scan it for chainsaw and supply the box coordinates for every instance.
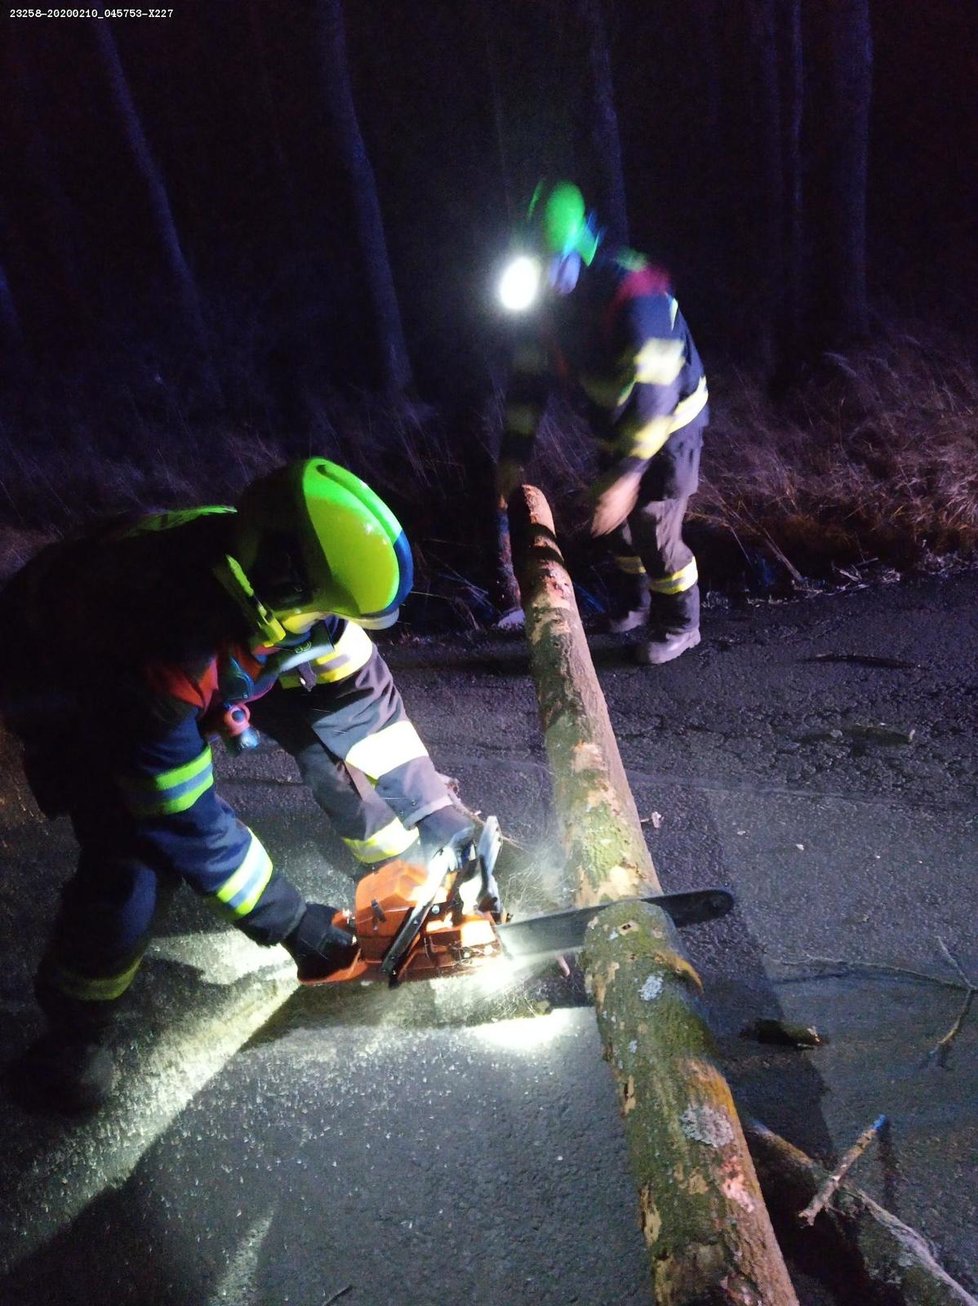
[310,817,734,987]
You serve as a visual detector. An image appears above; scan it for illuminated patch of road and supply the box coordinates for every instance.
[1,939,296,1276]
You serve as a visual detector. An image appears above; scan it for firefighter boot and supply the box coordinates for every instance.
[634,628,701,665]
[634,583,700,665]
[9,1025,119,1114]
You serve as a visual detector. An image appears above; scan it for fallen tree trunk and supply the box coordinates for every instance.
[509,484,799,1305]
[745,1118,978,1306]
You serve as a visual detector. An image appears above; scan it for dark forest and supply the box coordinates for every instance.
[2,0,976,618]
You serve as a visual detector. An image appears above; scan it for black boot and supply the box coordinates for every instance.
[8,1027,118,1115]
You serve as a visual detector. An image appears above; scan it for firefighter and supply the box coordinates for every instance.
[495,180,709,664]
[0,458,474,1112]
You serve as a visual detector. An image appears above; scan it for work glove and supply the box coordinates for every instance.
[495,458,525,507]
[590,469,642,537]
[283,904,359,984]
[415,807,476,870]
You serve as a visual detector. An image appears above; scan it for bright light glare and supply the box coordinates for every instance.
[498,255,542,311]
[473,1006,574,1052]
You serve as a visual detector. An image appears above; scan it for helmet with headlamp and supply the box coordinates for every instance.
[496,180,602,312]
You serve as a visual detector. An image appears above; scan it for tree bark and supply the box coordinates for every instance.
[572,0,629,245]
[509,484,799,1304]
[312,0,412,395]
[745,1118,978,1306]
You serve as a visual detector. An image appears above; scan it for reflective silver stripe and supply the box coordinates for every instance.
[648,558,698,596]
[48,956,143,1002]
[280,622,373,688]
[670,377,708,431]
[344,721,428,780]
[505,403,540,436]
[118,745,214,817]
[214,831,274,919]
[669,295,679,328]
[343,819,419,864]
[613,554,647,576]
[635,338,685,386]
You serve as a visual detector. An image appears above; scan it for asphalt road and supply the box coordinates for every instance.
[1,569,976,1303]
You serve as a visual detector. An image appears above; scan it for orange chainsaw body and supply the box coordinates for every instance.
[322,857,502,984]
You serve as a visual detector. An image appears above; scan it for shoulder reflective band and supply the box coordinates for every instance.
[214,831,274,919]
[117,745,214,817]
[120,506,235,538]
[648,558,698,596]
[343,720,428,780]
[343,817,419,865]
[280,622,373,688]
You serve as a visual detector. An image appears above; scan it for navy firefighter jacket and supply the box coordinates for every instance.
[0,509,380,946]
[502,246,709,496]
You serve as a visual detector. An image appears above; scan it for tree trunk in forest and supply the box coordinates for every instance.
[804,0,873,347]
[572,0,629,245]
[509,484,799,1304]
[0,260,22,355]
[90,22,218,394]
[5,39,93,350]
[744,0,785,375]
[312,0,412,396]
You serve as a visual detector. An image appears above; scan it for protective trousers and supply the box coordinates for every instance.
[610,496,700,638]
[35,780,181,1034]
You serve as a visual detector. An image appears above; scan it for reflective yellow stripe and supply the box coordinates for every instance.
[670,376,708,431]
[505,403,540,436]
[280,622,373,688]
[581,375,625,407]
[635,338,686,386]
[648,558,698,595]
[50,955,143,1002]
[343,819,419,864]
[215,831,273,919]
[625,416,672,461]
[344,720,428,779]
[613,554,647,576]
[118,745,214,817]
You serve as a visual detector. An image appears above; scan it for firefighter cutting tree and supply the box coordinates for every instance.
[0,458,478,1112]
[496,180,709,664]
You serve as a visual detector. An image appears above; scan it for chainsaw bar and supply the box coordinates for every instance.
[494,888,734,960]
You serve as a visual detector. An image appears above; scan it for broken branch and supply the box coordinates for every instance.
[797,1114,887,1226]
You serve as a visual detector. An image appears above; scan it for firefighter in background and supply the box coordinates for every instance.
[496,181,709,664]
[0,458,475,1112]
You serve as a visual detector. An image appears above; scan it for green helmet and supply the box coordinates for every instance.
[528,180,600,265]
[230,458,413,638]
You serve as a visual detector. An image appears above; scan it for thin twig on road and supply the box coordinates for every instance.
[797,1114,888,1226]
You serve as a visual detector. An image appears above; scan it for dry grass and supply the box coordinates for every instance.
[694,330,978,582]
[1,324,976,619]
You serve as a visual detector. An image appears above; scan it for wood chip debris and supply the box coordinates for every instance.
[740,1018,827,1048]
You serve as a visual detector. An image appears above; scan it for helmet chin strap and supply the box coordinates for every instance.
[212,555,290,649]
